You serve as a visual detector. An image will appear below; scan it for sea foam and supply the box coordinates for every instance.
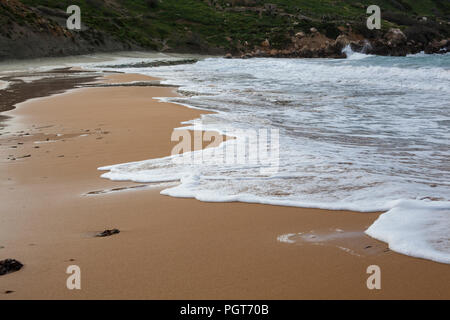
[96,53,450,264]
[366,200,450,264]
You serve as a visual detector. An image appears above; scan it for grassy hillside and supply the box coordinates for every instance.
[2,0,450,57]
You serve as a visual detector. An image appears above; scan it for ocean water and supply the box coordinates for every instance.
[94,52,450,264]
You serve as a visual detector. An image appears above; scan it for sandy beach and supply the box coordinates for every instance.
[0,71,449,300]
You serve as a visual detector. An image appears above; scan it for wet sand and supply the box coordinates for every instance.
[0,72,449,299]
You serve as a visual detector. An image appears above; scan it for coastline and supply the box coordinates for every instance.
[0,71,449,299]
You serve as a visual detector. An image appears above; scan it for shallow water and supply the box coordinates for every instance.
[94,52,450,264]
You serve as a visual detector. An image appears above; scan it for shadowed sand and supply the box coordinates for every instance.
[0,73,449,299]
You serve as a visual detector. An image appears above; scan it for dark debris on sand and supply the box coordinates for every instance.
[0,259,24,276]
[96,229,120,237]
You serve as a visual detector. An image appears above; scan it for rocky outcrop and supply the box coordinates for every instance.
[425,39,449,54]
[367,27,448,56]
[385,28,407,46]
[230,26,448,59]
[335,34,353,49]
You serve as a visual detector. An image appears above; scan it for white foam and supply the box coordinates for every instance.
[342,45,371,60]
[277,233,297,244]
[366,200,450,264]
[0,80,9,90]
[14,76,52,83]
[97,54,450,264]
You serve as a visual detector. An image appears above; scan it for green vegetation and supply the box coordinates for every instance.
[17,0,450,52]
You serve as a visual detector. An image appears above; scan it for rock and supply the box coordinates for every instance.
[0,259,24,276]
[308,49,319,58]
[335,34,352,48]
[324,43,346,59]
[252,49,263,57]
[384,28,407,46]
[261,39,270,48]
[350,40,371,53]
[299,47,313,58]
[439,39,448,47]
[310,27,318,33]
[295,31,305,38]
[425,39,449,54]
[224,53,232,59]
[269,49,279,56]
[240,53,253,59]
[96,229,120,237]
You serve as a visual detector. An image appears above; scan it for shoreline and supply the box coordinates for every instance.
[0,70,449,299]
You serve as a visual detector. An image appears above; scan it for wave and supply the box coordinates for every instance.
[366,200,450,264]
[95,54,450,264]
[342,45,371,60]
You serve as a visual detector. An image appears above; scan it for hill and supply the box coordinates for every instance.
[1,0,449,60]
